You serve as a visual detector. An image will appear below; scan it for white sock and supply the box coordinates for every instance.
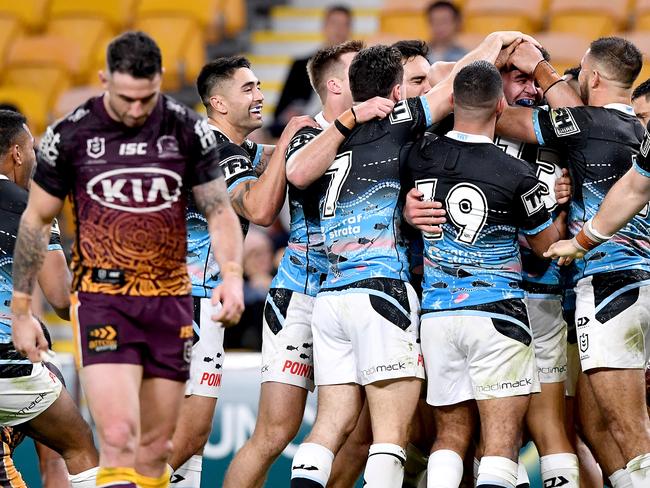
[291,442,334,487]
[516,457,529,487]
[363,443,406,488]
[426,449,463,488]
[477,456,518,488]
[170,455,202,487]
[626,453,650,488]
[610,468,634,488]
[540,453,579,488]
[69,466,99,488]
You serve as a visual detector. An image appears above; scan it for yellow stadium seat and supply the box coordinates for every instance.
[615,32,650,57]
[462,0,544,35]
[220,0,246,37]
[636,64,650,87]
[53,86,103,120]
[380,0,429,39]
[0,86,53,133]
[48,0,138,31]
[0,18,23,72]
[4,67,71,109]
[0,0,49,32]
[548,0,628,39]
[364,33,406,46]
[534,33,590,75]
[634,0,650,31]
[134,16,205,90]
[47,18,112,83]
[135,0,220,31]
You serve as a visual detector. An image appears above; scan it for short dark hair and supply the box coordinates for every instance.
[349,45,404,102]
[633,78,650,101]
[325,5,352,20]
[453,60,503,110]
[426,1,461,20]
[308,40,365,101]
[563,66,581,78]
[391,40,430,62]
[197,56,252,108]
[503,45,550,73]
[107,31,162,79]
[0,110,27,156]
[588,37,642,88]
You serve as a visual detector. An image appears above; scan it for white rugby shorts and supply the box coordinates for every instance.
[525,294,568,384]
[421,299,539,406]
[261,288,315,391]
[0,362,63,427]
[185,298,225,398]
[575,274,650,372]
[312,279,424,386]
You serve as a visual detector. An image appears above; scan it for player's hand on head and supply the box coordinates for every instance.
[508,41,545,75]
[278,116,318,148]
[543,238,584,266]
[489,31,541,49]
[555,168,572,205]
[495,39,522,70]
[212,275,245,327]
[353,97,395,123]
[12,314,48,363]
[403,188,446,233]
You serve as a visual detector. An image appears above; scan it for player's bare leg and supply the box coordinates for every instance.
[475,395,530,488]
[35,442,70,488]
[21,387,98,486]
[427,401,476,488]
[564,396,603,488]
[526,382,578,487]
[168,395,217,485]
[135,377,185,485]
[576,373,629,487]
[361,378,421,487]
[328,401,372,488]
[80,363,142,486]
[291,384,364,487]
[403,400,436,488]
[224,382,308,488]
[586,369,650,486]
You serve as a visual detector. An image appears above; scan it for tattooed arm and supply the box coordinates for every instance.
[230,116,316,226]
[193,176,245,327]
[254,144,274,177]
[12,184,65,362]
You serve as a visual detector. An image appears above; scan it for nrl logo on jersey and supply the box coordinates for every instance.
[86,137,106,159]
[87,167,183,213]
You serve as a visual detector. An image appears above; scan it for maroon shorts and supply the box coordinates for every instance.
[71,292,194,382]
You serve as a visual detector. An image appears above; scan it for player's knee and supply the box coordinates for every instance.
[257,423,300,457]
[141,437,174,463]
[99,421,138,456]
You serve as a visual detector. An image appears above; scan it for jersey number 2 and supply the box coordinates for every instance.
[322,152,352,219]
[415,178,488,244]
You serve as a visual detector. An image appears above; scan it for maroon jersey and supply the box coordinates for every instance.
[34,95,222,297]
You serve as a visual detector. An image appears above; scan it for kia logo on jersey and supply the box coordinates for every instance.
[86,167,183,213]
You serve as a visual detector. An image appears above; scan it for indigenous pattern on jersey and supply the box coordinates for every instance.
[636,120,650,177]
[532,104,650,278]
[402,131,552,310]
[187,128,261,297]
[0,179,62,377]
[271,125,328,296]
[33,95,222,297]
[318,97,432,289]
[494,135,564,289]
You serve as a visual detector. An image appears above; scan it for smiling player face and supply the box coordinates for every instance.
[219,67,265,132]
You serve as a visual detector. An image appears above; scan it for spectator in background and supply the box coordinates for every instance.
[270,5,352,137]
[633,78,650,126]
[225,228,276,351]
[426,1,467,63]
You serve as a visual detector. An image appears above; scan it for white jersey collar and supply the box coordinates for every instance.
[314,111,331,129]
[604,103,635,116]
[445,130,494,145]
[0,174,9,181]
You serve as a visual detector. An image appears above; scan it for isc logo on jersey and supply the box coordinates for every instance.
[87,167,182,213]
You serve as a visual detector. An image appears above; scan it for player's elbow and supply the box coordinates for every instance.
[248,207,277,227]
[286,166,310,190]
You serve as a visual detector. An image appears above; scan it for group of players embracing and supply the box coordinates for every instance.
[1,25,649,488]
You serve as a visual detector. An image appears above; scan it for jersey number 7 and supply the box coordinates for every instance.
[415,178,488,245]
[322,152,352,219]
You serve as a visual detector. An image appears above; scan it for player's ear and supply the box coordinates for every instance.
[327,78,342,95]
[210,95,227,115]
[391,83,403,101]
[99,70,109,89]
[495,96,507,118]
[11,144,22,167]
[449,93,455,109]
[591,70,600,89]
